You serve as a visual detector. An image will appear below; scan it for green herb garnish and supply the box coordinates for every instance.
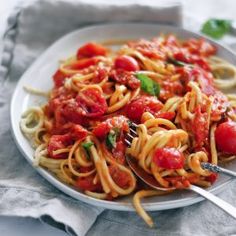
[167,57,187,67]
[136,73,160,96]
[201,19,231,39]
[82,142,94,159]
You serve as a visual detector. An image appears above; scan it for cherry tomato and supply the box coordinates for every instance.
[114,55,139,71]
[68,58,98,70]
[127,39,165,59]
[93,122,110,139]
[76,175,103,192]
[183,38,216,56]
[48,134,72,159]
[205,173,218,184]
[211,91,228,120]
[173,51,211,71]
[53,70,67,87]
[192,106,208,149]
[215,121,236,154]
[62,99,86,125]
[76,42,107,58]
[155,111,175,121]
[93,116,129,139]
[159,80,184,101]
[109,165,130,188]
[111,140,126,165]
[125,96,163,123]
[109,69,140,89]
[153,148,185,169]
[76,88,108,118]
[70,124,87,140]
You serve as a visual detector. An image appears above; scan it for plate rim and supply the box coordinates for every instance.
[10,22,235,211]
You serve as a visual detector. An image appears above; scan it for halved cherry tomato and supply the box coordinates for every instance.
[205,173,218,184]
[109,165,130,188]
[215,121,236,154]
[48,134,72,159]
[183,38,216,57]
[62,99,86,125]
[125,96,163,123]
[93,115,129,139]
[76,88,108,118]
[68,58,98,70]
[153,148,185,169]
[111,140,126,165]
[70,124,87,140]
[76,42,107,58]
[192,105,208,149]
[155,111,175,121]
[127,39,165,59]
[173,51,211,71]
[53,70,67,87]
[114,55,139,71]
[109,69,140,89]
[76,175,103,192]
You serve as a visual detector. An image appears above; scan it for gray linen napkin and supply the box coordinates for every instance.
[0,0,183,235]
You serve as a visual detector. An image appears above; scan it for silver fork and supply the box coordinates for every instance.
[125,122,236,219]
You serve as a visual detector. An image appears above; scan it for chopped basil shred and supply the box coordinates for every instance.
[201,19,232,39]
[136,73,160,96]
[106,129,119,149]
[167,57,187,67]
[82,142,94,159]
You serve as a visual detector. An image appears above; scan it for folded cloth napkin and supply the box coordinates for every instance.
[1,1,236,236]
[0,0,182,235]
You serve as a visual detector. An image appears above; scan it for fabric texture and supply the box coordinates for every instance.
[1,0,236,235]
[0,1,184,235]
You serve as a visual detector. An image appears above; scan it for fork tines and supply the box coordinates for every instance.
[125,121,138,146]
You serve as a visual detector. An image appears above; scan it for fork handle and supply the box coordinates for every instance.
[189,185,236,219]
[201,162,236,178]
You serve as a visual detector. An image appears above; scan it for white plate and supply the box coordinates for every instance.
[11,23,236,211]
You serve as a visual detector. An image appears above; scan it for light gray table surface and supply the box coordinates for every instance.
[1,0,236,235]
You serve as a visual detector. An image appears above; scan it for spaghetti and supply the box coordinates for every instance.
[20,35,236,226]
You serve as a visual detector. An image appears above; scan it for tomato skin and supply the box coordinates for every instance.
[110,69,140,89]
[111,140,126,165]
[70,124,88,140]
[76,175,103,192]
[155,111,175,121]
[192,106,208,149]
[153,148,185,169]
[109,165,130,188]
[93,122,110,139]
[62,99,86,125]
[93,115,129,139]
[114,55,139,71]
[76,42,107,58]
[47,134,72,159]
[215,121,236,154]
[53,70,67,87]
[125,96,163,123]
[68,58,98,70]
[205,173,218,184]
[183,38,216,57]
[76,88,108,118]
[173,51,211,71]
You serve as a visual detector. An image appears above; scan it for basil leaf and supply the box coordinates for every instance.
[136,73,160,96]
[106,129,118,149]
[82,142,94,159]
[201,19,231,39]
[167,57,187,67]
